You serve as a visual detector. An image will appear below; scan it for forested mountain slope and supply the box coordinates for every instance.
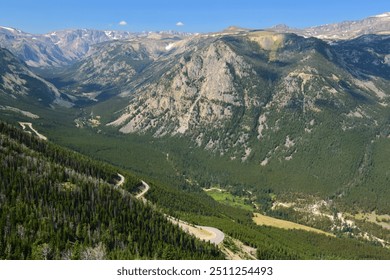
[0,121,222,259]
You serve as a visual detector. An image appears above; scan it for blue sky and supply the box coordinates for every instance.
[0,0,389,34]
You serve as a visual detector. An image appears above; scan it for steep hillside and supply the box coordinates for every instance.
[46,37,183,102]
[0,47,72,108]
[0,121,222,260]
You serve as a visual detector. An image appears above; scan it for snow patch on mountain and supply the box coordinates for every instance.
[373,12,390,18]
[165,43,175,51]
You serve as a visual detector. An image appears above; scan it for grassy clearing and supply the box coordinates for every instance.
[60,182,78,191]
[204,188,254,211]
[253,213,334,237]
[353,212,390,230]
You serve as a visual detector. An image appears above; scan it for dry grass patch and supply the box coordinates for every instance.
[253,213,334,237]
[354,212,390,230]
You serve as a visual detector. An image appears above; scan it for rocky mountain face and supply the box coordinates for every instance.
[102,31,389,162]
[270,12,390,40]
[0,47,72,107]
[49,36,186,101]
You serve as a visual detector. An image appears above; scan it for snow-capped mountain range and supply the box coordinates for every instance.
[0,12,389,68]
[0,26,190,67]
[1,12,389,68]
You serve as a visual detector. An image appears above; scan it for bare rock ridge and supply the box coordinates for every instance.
[269,12,390,40]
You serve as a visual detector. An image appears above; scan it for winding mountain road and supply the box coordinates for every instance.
[197,226,225,245]
[136,180,150,201]
[115,173,125,187]
[19,122,47,140]
[168,218,225,245]
[134,180,225,245]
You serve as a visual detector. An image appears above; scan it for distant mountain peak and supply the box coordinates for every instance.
[0,26,23,34]
[268,12,390,40]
